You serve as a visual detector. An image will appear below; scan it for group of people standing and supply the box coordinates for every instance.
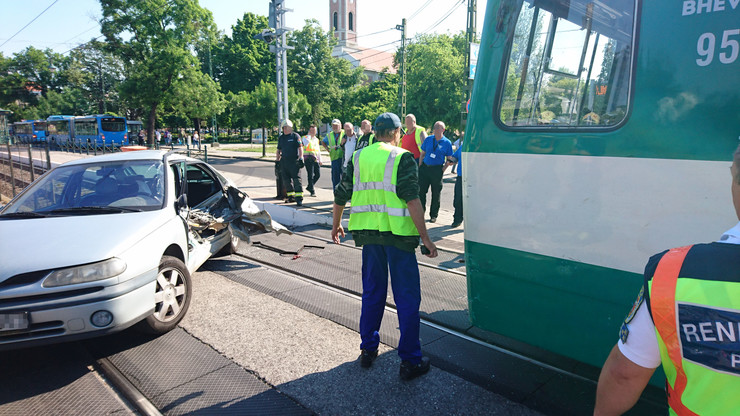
[275,114,464,228]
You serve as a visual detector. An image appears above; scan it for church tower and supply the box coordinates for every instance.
[329,0,357,46]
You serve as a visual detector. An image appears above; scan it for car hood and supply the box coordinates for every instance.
[0,210,171,282]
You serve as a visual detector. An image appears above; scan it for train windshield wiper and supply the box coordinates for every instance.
[47,206,143,215]
[0,211,49,219]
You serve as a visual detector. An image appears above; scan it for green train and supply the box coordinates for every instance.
[464,0,739,385]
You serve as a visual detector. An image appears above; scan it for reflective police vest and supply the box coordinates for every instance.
[303,136,320,157]
[326,131,345,161]
[348,142,419,236]
[648,245,740,416]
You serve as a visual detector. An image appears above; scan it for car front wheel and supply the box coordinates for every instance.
[138,255,192,334]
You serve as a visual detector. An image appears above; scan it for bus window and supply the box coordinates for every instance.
[498,0,636,128]
[75,120,98,136]
[101,118,125,132]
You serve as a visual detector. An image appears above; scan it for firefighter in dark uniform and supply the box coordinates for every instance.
[594,144,740,415]
[276,119,304,206]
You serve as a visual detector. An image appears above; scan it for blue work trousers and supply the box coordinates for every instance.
[360,244,422,364]
[331,158,343,190]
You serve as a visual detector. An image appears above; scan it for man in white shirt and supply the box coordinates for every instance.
[594,144,740,415]
[341,122,358,171]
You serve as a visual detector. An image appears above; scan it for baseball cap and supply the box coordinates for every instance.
[280,119,293,129]
[331,118,341,125]
[374,112,402,130]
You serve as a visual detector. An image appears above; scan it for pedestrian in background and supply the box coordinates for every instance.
[138,129,145,146]
[594,144,740,415]
[418,121,453,223]
[276,119,304,206]
[444,139,463,228]
[342,122,358,172]
[401,114,426,162]
[322,119,345,190]
[155,129,161,144]
[356,119,375,151]
[451,131,463,174]
[332,112,438,380]
[302,125,322,197]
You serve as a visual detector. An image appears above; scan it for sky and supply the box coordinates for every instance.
[0,0,488,57]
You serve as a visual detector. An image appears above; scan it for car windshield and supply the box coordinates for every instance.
[1,160,165,216]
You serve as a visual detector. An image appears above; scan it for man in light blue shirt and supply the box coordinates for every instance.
[418,121,453,222]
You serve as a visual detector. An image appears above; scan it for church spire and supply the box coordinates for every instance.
[329,0,357,46]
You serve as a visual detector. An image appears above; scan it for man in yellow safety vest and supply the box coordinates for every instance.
[302,125,322,197]
[332,112,438,381]
[594,144,740,415]
[322,119,345,190]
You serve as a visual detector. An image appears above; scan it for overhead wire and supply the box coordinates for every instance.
[420,0,466,34]
[0,0,60,49]
[408,0,435,20]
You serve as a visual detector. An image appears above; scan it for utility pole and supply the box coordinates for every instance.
[268,0,293,127]
[463,0,477,125]
[395,18,407,119]
[208,41,218,145]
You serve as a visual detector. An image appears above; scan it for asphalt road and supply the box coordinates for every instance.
[0,255,543,416]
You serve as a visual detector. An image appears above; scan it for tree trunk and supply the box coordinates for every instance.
[262,126,266,157]
[147,103,158,147]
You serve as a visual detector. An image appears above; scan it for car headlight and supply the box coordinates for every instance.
[43,258,127,288]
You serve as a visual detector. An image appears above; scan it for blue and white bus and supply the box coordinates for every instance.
[73,115,128,146]
[12,120,47,143]
[46,115,75,147]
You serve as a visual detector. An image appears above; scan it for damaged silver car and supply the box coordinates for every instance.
[0,150,288,349]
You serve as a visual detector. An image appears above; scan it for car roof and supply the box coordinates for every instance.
[60,150,195,166]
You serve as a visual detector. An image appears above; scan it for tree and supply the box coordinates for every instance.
[403,33,466,131]
[242,80,276,156]
[165,69,226,133]
[210,13,274,94]
[287,19,363,123]
[64,41,125,115]
[344,71,399,123]
[100,0,220,144]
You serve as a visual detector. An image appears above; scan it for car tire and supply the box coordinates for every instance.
[138,255,192,335]
[214,227,240,257]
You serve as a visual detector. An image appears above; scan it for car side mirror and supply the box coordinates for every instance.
[175,194,188,211]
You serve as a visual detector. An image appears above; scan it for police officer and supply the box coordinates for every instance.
[276,119,304,206]
[418,121,453,223]
[594,144,740,415]
[332,112,439,380]
[322,119,345,190]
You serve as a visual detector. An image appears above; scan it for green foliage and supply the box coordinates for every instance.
[404,33,466,131]
[210,13,274,94]
[243,80,276,129]
[100,0,220,142]
[287,19,363,123]
[343,71,399,123]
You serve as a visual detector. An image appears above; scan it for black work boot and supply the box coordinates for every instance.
[399,356,430,380]
[360,349,378,368]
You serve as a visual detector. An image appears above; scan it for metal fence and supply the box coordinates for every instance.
[0,142,51,198]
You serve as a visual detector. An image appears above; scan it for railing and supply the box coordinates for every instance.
[0,142,51,198]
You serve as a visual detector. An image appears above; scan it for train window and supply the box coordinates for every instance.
[497,0,636,129]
